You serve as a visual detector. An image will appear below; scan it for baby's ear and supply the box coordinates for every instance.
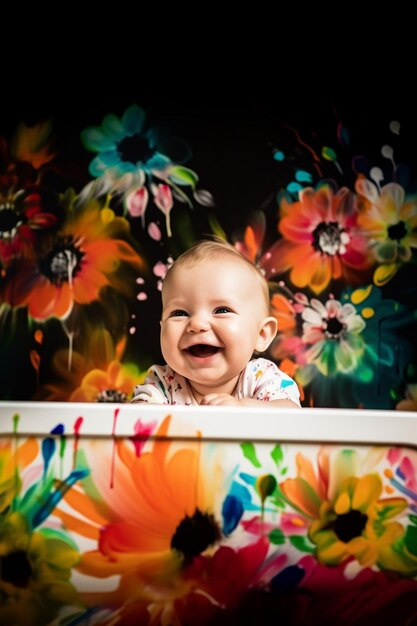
[255,317,278,352]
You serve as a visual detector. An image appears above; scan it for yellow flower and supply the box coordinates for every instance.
[309,474,406,567]
[356,178,417,285]
[1,436,82,625]
[0,438,38,513]
[0,512,81,626]
[280,451,417,574]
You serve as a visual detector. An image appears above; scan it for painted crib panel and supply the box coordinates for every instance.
[1,402,417,625]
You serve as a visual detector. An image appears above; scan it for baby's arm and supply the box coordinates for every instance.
[131,367,170,404]
[200,394,299,408]
[131,384,167,404]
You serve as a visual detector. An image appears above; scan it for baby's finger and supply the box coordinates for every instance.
[201,394,239,406]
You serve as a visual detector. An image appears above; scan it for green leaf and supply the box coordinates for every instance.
[269,529,285,545]
[270,495,286,509]
[271,444,283,466]
[168,166,199,188]
[240,442,261,467]
[321,146,337,161]
[289,535,315,553]
[404,525,417,556]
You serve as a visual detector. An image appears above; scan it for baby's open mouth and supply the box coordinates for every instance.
[186,344,220,357]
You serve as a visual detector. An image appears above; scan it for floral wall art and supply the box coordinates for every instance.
[1,404,417,625]
[0,99,416,408]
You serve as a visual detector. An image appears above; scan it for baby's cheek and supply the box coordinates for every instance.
[224,320,244,337]
[161,328,179,362]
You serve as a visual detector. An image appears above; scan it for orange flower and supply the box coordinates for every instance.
[71,360,145,402]
[39,328,145,402]
[7,199,144,320]
[55,416,226,604]
[264,186,372,294]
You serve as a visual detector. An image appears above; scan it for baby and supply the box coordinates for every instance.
[132,239,300,407]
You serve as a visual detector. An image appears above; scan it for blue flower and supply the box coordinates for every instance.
[81,104,172,181]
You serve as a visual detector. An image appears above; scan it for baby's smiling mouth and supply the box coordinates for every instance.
[185,344,221,357]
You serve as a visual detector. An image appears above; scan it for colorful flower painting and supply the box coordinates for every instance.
[0,99,416,407]
[1,404,417,625]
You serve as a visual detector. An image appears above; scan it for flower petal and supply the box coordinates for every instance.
[352,475,382,511]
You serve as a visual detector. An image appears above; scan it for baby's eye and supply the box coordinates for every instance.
[214,306,232,314]
[169,309,188,317]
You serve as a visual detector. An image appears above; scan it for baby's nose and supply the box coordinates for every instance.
[187,313,210,333]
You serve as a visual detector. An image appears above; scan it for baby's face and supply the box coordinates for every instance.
[160,257,275,396]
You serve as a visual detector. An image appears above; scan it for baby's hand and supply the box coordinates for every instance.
[199,393,240,406]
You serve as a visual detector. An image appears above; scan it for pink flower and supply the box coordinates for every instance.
[152,183,173,237]
[125,187,149,226]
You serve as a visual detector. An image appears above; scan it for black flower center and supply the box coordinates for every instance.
[96,389,127,403]
[330,509,368,542]
[312,221,345,256]
[40,237,84,286]
[387,221,407,242]
[170,508,221,563]
[0,550,33,588]
[324,316,345,339]
[0,205,23,239]
[117,134,155,165]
